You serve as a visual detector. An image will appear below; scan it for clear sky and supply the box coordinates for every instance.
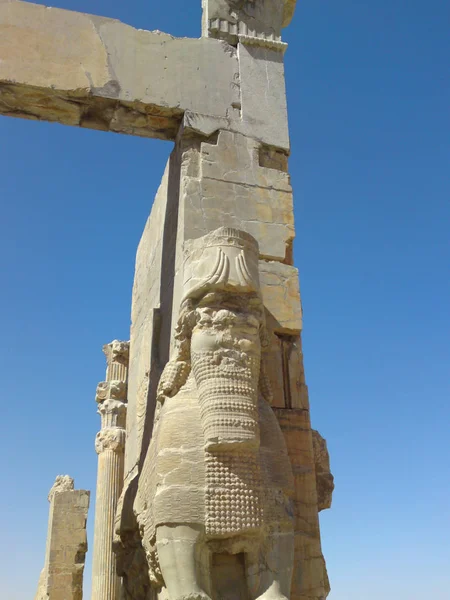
[1,1,449,599]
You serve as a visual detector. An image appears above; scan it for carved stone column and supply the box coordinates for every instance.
[91,341,129,600]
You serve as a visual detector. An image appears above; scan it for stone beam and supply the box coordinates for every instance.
[0,0,240,141]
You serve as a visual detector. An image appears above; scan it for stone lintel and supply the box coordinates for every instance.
[0,1,291,150]
[0,1,240,141]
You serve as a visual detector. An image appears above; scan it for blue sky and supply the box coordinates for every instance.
[1,1,449,599]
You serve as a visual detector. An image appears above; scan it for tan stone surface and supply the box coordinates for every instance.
[238,43,290,151]
[125,158,173,479]
[48,474,74,500]
[117,128,331,599]
[92,341,129,600]
[0,0,331,595]
[0,1,239,139]
[134,228,295,599]
[259,260,302,333]
[35,477,90,600]
[0,2,292,148]
[265,334,310,410]
[180,130,295,263]
[117,155,180,599]
[275,410,331,600]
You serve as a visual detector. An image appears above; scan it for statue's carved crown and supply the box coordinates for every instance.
[183,227,260,300]
[196,227,259,254]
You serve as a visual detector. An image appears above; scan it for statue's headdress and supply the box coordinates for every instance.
[182,227,261,302]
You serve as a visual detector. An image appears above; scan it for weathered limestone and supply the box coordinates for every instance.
[35,476,90,600]
[134,228,295,599]
[275,413,331,599]
[0,1,239,140]
[2,0,333,597]
[115,120,333,599]
[121,127,297,489]
[0,1,291,149]
[91,341,129,600]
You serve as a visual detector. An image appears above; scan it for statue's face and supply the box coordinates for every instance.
[188,291,263,452]
[190,292,263,360]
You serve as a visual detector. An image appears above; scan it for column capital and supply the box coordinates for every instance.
[96,381,127,403]
[95,428,126,454]
[103,340,130,366]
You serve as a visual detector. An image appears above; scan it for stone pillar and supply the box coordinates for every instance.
[35,475,90,600]
[91,341,129,600]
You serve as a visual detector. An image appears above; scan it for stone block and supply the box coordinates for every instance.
[265,334,309,410]
[126,162,171,478]
[201,130,291,191]
[0,1,240,139]
[179,131,295,262]
[274,410,330,600]
[259,260,302,333]
[238,42,289,150]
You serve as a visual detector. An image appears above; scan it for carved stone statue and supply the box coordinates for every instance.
[134,228,295,600]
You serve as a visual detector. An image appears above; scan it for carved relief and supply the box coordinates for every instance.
[135,228,295,600]
[95,340,130,442]
[202,0,297,47]
[95,428,127,454]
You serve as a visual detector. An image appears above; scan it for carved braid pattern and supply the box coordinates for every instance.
[155,300,195,408]
[156,360,191,402]
[259,355,274,404]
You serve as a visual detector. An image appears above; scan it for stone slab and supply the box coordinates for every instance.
[180,130,295,263]
[125,161,170,479]
[0,0,239,139]
[238,42,290,150]
[259,260,302,333]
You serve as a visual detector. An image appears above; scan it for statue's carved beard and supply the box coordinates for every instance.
[190,343,264,539]
[191,346,261,452]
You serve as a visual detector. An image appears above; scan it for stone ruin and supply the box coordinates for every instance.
[0,0,334,598]
[34,477,90,600]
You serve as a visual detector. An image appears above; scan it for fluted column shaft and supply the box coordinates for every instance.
[92,441,125,600]
[91,341,129,600]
